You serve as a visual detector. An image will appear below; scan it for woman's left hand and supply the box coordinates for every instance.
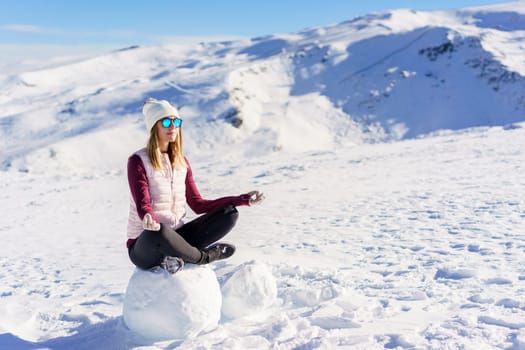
[246,190,265,206]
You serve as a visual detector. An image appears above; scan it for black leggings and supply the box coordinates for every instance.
[128,204,239,269]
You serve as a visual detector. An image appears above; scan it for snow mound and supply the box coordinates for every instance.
[122,265,221,341]
[221,261,278,319]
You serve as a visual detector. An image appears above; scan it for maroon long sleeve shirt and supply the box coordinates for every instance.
[127,155,250,247]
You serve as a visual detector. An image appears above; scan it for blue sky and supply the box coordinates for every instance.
[0,0,515,61]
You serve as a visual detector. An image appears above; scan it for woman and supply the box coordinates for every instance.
[127,98,264,273]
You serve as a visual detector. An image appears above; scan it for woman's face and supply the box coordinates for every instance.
[156,117,181,144]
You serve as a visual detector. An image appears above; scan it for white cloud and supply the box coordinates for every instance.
[0,23,139,39]
[0,24,48,33]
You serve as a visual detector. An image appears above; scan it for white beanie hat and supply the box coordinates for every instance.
[142,98,180,131]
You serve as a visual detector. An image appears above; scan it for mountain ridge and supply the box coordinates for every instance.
[1,2,524,173]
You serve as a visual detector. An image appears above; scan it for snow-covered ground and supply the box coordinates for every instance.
[1,1,525,349]
[1,123,524,349]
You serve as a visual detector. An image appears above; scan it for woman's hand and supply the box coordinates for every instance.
[246,191,265,206]
[142,213,161,231]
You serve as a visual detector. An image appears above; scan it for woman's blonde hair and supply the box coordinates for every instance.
[146,122,186,170]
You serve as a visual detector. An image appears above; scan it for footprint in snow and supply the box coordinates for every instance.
[434,268,476,280]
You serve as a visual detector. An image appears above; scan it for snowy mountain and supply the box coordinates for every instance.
[1,2,524,174]
[1,3,525,350]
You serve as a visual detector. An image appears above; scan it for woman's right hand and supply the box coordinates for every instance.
[142,213,161,231]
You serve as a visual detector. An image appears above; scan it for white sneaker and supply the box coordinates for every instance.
[160,256,184,274]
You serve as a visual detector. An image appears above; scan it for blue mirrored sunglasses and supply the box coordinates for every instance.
[161,117,182,128]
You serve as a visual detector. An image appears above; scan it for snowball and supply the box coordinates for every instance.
[221,262,277,319]
[122,265,221,340]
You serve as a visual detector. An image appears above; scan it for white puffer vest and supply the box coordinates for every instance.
[127,148,187,239]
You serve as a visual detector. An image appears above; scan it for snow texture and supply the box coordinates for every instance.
[220,261,278,320]
[122,265,221,341]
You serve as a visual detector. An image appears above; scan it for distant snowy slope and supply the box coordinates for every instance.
[1,2,524,173]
